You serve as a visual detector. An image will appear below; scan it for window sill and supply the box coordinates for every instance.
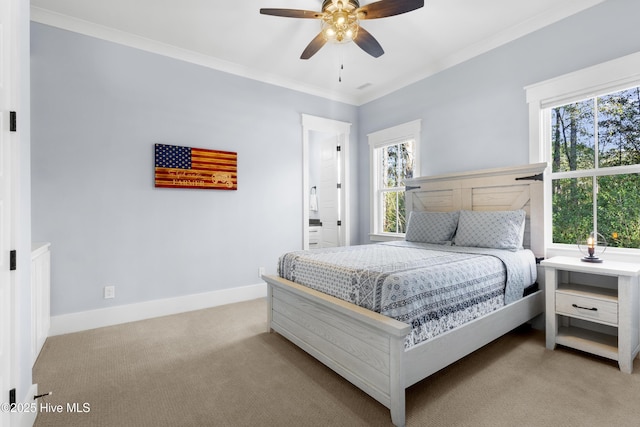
[546,244,640,264]
[369,233,405,243]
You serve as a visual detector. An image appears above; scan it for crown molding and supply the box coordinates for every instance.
[30,6,360,105]
[31,0,606,107]
[355,0,607,105]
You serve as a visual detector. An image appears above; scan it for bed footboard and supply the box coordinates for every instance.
[264,274,411,426]
[263,274,544,427]
[404,289,544,385]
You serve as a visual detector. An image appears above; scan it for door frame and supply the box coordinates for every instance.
[301,114,351,250]
[0,0,16,424]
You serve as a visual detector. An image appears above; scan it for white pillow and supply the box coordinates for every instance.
[405,211,459,244]
[453,210,526,251]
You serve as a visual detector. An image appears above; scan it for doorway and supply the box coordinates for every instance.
[302,114,351,250]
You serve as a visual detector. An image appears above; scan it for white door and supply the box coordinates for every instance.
[302,114,350,250]
[318,137,340,248]
[0,0,14,422]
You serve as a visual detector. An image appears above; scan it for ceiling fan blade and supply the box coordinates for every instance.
[260,8,323,19]
[301,32,327,59]
[353,26,384,58]
[357,0,424,20]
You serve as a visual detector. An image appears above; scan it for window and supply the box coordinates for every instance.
[368,120,421,240]
[526,52,640,255]
[550,89,640,248]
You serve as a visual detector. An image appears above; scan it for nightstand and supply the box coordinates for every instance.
[541,256,640,373]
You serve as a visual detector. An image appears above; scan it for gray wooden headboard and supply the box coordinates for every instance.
[404,162,547,257]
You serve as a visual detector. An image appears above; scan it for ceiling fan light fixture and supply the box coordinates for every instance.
[322,12,359,44]
[261,0,424,59]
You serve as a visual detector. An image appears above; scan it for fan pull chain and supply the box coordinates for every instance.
[338,46,345,83]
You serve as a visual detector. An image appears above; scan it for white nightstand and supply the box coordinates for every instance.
[541,256,640,373]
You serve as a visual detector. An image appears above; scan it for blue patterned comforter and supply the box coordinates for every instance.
[278,241,536,348]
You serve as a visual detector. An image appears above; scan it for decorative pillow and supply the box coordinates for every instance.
[453,210,526,251]
[405,211,460,244]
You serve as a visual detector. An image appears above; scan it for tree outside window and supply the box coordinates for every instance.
[380,141,414,233]
[550,86,640,248]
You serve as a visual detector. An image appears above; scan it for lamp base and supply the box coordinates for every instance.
[581,256,603,263]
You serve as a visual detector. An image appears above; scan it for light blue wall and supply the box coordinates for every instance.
[30,23,358,316]
[357,0,640,243]
[31,0,640,317]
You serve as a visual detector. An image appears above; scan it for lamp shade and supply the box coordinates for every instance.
[578,231,607,263]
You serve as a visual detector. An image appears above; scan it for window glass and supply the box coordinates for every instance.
[552,177,593,244]
[382,145,398,188]
[598,88,640,168]
[597,173,640,248]
[551,99,594,172]
[380,140,414,234]
[549,85,640,248]
[383,190,406,233]
[381,143,415,188]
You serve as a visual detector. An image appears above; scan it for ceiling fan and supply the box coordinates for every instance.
[260,0,424,59]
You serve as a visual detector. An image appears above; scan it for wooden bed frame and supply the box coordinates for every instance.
[262,162,547,426]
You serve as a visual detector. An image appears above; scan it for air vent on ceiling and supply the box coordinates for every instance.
[357,83,372,90]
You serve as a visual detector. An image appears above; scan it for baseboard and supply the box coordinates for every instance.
[13,383,38,427]
[49,283,267,336]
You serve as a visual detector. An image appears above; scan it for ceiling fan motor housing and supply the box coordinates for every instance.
[322,0,360,13]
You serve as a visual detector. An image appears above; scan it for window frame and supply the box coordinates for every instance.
[526,52,640,262]
[368,120,421,241]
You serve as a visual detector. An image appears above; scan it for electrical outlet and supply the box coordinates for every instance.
[104,285,115,299]
[258,267,265,278]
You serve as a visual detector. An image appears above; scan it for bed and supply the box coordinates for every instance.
[262,162,547,426]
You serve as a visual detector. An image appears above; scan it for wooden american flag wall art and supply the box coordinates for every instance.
[154,143,238,190]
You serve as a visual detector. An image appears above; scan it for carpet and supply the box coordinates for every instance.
[33,298,640,426]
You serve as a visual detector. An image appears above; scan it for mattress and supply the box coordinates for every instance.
[278,241,537,348]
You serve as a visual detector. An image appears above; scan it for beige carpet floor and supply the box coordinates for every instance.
[33,298,640,427]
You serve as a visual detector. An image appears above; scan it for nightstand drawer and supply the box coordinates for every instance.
[556,292,618,326]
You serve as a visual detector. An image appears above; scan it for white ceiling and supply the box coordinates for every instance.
[30,0,605,105]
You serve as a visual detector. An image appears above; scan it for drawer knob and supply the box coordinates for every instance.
[572,303,598,312]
